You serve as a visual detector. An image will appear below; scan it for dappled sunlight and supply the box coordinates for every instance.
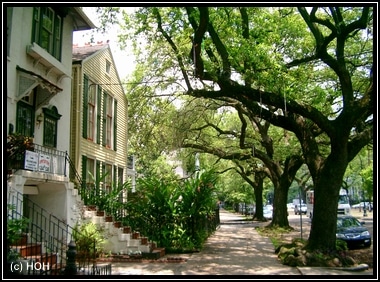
[109,209,372,275]
[111,210,301,275]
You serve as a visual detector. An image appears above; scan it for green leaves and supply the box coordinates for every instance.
[72,222,106,265]
[7,205,30,245]
[128,169,219,251]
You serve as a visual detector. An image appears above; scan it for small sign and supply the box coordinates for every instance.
[24,150,38,171]
[38,153,51,172]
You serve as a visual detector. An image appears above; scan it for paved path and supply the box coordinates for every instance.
[110,208,374,277]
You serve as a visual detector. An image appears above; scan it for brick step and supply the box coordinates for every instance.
[153,247,165,257]
[12,243,42,257]
[84,205,164,256]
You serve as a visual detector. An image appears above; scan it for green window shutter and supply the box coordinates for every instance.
[96,85,102,144]
[113,165,117,188]
[102,163,106,191]
[96,160,101,191]
[102,92,107,146]
[81,155,87,189]
[113,100,117,150]
[82,75,88,138]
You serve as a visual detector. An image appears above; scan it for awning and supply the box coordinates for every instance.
[16,66,63,108]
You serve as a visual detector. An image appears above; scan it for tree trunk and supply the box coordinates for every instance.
[253,174,264,220]
[270,183,290,227]
[307,152,348,251]
[270,156,303,228]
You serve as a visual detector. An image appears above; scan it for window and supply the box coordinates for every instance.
[103,163,113,193]
[118,167,123,185]
[81,156,96,191]
[103,93,114,149]
[87,83,96,141]
[16,101,35,137]
[83,76,101,143]
[106,95,113,147]
[105,60,111,75]
[43,116,56,147]
[32,7,63,60]
[42,106,61,147]
[87,158,95,186]
[16,90,35,137]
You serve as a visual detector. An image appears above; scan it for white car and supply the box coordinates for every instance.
[287,203,295,209]
[294,204,307,215]
[352,202,372,209]
[263,206,273,219]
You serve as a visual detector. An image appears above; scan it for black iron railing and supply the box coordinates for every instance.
[7,190,111,276]
[7,190,70,275]
[7,142,68,176]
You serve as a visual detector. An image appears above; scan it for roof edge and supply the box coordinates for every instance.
[70,7,97,31]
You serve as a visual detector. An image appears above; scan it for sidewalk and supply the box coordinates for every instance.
[110,208,375,277]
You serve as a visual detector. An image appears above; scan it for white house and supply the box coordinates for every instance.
[6,7,95,243]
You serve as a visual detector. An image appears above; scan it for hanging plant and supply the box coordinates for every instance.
[7,133,34,157]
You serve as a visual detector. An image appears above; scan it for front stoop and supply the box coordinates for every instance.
[83,205,166,260]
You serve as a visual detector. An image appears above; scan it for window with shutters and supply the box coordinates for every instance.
[83,77,101,143]
[32,7,63,61]
[103,163,113,194]
[86,158,95,187]
[117,167,124,201]
[87,82,96,141]
[103,93,114,149]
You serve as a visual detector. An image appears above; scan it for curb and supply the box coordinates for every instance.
[331,263,369,272]
[296,264,372,276]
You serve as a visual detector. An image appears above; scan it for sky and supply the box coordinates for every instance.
[73,7,136,80]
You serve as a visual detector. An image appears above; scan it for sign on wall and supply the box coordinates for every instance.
[24,150,39,171]
[24,151,51,172]
[38,153,51,172]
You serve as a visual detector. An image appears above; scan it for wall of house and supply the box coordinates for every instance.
[7,7,74,154]
[73,46,130,189]
[7,7,93,226]
[70,65,82,181]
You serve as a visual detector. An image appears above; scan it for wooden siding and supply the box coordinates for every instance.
[72,45,128,183]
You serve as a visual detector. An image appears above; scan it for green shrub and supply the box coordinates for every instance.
[72,222,106,267]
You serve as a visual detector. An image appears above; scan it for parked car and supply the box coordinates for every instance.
[265,204,273,211]
[263,206,273,220]
[287,203,295,209]
[294,204,307,215]
[336,215,371,248]
[352,202,372,210]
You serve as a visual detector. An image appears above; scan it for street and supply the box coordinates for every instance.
[287,208,373,246]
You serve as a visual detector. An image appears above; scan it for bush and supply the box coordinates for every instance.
[127,169,220,253]
[72,222,106,267]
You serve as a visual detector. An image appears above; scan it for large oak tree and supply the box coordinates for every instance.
[114,6,373,252]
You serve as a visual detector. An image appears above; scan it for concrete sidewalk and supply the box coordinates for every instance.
[110,208,374,277]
